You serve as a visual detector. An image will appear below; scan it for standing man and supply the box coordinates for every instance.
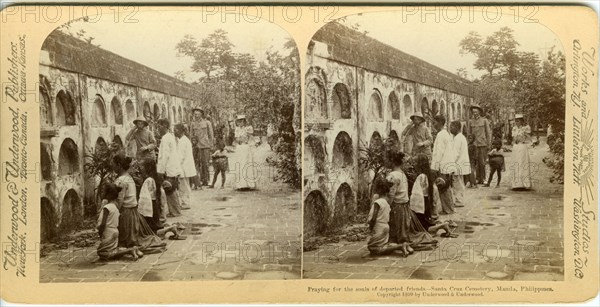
[449,121,470,208]
[401,111,433,160]
[189,108,214,188]
[156,118,183,218]
[125,116,157,162]
[174,123,196,210]
[431,115,456,215]
[468,104,492,184]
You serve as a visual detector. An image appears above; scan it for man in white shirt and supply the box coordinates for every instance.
[431,115,456,215]
[450,120,471,208]
[157,118,183,217]
[174,123,196,210]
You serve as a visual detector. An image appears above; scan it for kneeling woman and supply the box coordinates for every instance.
[367,178,404,256]
[97,182,140,260]
[113,154,166,252]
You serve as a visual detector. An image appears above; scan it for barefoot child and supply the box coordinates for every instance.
[367,177,404,256]
[483,139,505,187]
[209,142,229,189]
[97,183,140,260]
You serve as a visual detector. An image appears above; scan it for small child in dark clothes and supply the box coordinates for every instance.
[483,139,505,187]
[210,142,229,189]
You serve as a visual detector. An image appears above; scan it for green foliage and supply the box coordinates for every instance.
[177,30,301,188]
[83,145,117,215]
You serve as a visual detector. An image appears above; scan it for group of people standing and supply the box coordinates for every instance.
[367,104,534,256]
[96,107,259,261]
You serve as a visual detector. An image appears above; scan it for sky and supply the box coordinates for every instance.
[63,10,293,82]
[61,8,562,82]
[341,9,563,79]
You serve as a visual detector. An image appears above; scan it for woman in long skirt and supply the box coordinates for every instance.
[113,154,166,251]
[234,115,258,191]
[511,114,533,190]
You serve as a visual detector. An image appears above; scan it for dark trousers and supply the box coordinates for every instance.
[195,148,211,185]
[475,146,488,183]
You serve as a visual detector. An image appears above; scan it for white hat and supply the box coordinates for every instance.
[515,114,524,119]
[410,111,425,121]
[236,115,247,120]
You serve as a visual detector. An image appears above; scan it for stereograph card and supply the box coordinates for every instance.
[0,3,598,304]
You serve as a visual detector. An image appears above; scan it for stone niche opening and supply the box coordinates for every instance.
[92,95,107,126]
[60,189,82,233]
[431,100,439,116]
[143,101,151,120]
[40,197,57,242]
[95,137,108,154]
[40,85,53,128]
[56,90,76,126]
[154,104,161,121]
[450,102,456,121]
[58,138,79,176]
[331,183,355,229]
[112,135,124,155]
[331,83,351,119]
[368,90,383,121]
[161,104,167,119]
[171,106,177,124]
[303,190,329,237]
[457,103,462,120]
[125,99,136,124]
[332,131,353,169]
[178,106,183,123]
[41,143,52,181]
[304,135,326,177]
[388,130,400,151]
[111,97,123,125]
[440,100,446,118]
[388,91,400,120]
[402,94,412,122]
[305,77,327,120]
[421,97,429,118]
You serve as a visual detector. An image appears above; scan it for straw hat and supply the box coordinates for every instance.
[133,115,148,126]
[515,114,524,120]
[162,180,174,194]
[236,115,247,121]
[410,111,424,121]
[192,108,203,113]
[469,104,484,113]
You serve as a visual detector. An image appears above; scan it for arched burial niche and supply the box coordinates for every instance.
[41,143,52,181]
[60,189,82,233]
[112,135,124,155]
[178,106,183,123]
[368,90,383,121]
[431,100,439,116]
[332,131,353,169]
[388,91,400,120]
[305,77,327,119]
[40,197,57,242]
[457,103,462,120]
[125,99,136,124]
[58,138,79,176]
[154,104,161,121]
[303,190,329,237]
[331,183,355,229]
[402,94,412,122]
[56,90,76,126]
[304,135,326,177]
[92,95,107,126]
[40,85,53,127]
[161,104,167,119]
[143,101,151,120]
[388,130,400,151]
[95,137,109,154]
[331,83,351,119]
[111,97,123,125]
[440,100,446,118]
[421,97,429,118]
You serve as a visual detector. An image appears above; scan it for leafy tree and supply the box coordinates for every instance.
[459,27,520,77]
[176,30,236,81]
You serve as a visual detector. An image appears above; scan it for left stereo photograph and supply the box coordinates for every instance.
[38,10,302,282]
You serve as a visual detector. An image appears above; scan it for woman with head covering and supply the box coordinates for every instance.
[234,115,258,190]
[511,114,533,190]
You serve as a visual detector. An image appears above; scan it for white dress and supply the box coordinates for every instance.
[511,125,533,189]
[235,125,258,190]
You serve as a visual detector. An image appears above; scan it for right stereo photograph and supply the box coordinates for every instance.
[303,11,565,281]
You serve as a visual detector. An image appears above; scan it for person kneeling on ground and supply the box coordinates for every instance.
[97,183,141,261]
[367,177,406,256]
